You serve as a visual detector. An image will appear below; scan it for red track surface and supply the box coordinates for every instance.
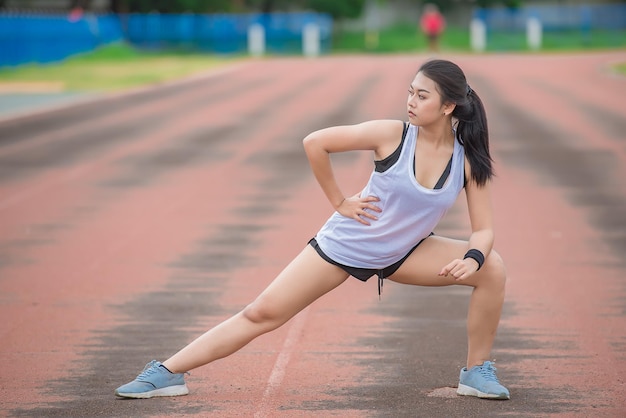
[0,52,625,417]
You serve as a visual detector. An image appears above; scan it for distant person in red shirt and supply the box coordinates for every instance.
[68,7,83,22]
[420,3,446,52]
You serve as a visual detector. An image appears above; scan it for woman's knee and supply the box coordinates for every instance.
[242,295,285,326]
[481,249,507,288]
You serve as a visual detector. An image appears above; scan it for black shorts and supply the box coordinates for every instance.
[308,233,433,282]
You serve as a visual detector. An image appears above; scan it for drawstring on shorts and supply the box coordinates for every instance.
[378,269,384,300]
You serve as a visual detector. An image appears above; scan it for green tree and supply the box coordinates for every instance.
[112,0,367,15]
[475,0,523,8]
[244,0,298,13]
[306,0,366,20]
[425,0,524,11]
[119,0,233,13]
[243,0,366,18]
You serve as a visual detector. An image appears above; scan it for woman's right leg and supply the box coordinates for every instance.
[163,245,350,373]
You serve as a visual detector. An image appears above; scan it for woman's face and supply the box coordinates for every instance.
[407,71,448,126]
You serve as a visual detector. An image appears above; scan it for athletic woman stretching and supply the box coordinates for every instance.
[115,59,510,400]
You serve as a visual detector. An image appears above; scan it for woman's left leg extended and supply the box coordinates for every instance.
[115,246,350,399]
[388,235,507,369]
[163,245,350,373]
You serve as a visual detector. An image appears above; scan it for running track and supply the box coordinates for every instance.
[0,52,625,417]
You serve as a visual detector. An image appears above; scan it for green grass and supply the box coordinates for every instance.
[332,24,626,54]
[488,29,626,52]
[331,24,471,53]
[542,29,626,51]
[0,43,234,92]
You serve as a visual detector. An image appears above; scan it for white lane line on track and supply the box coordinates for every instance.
[254,306,310,418]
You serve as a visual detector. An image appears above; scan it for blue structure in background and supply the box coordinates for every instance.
[471,2,626,51]
[0,12,332,68]
[474,3,626,32]
[122,12,331,54]
[0,14,123,67]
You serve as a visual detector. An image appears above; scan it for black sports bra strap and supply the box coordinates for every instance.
[402,122,409,140]
[433,155,453,190]
[374,121,409,173]
[413,150,454,190]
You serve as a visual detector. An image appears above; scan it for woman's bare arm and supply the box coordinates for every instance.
[302,119,403,224]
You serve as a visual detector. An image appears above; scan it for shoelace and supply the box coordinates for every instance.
[477,362,500,382]
[137,361,160,380]
[137,361,190,380]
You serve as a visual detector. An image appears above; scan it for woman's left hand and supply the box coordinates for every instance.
[438,258,479,281]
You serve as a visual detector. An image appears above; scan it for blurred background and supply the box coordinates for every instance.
[0,0,624,96]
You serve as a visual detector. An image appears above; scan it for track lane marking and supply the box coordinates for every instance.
[254,307,310,418]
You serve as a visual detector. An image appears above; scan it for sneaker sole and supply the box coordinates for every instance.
[457,383,510,400]
[115,384,189,399]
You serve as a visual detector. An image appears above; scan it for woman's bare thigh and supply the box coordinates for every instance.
[388,235,479,287]
[252,245,351,321]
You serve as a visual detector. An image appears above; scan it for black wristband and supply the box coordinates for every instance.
[463,249,485,271]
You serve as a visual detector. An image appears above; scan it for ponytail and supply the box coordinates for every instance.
[454,87,493,186]
[417,60,494,186]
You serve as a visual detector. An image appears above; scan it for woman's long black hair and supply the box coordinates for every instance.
[418,59,493,186]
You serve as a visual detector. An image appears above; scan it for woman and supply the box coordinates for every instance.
[115,59,510,400]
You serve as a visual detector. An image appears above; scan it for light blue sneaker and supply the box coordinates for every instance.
[457,361,510,400]
[115,360,189,399]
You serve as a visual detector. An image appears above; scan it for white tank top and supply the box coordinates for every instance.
[315,123,465,269]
